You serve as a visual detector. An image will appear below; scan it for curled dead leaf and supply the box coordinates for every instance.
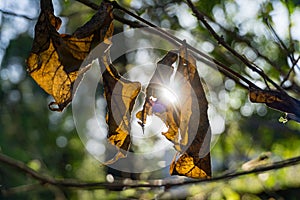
[249,87,300,122]
[101,53,141,163]
[137,42,211,179]
[136,50,178,130]
[169,41,211,179]
[27,0,113,111]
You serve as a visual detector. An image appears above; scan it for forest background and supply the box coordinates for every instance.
[1,0,300,199]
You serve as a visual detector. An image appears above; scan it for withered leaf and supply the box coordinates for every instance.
[137,43,211,179]
[170,152,210,178]
[101,53,141,163]
[169,42,211,179]
[171,43,193,149]
[249,88,283,104]
[136,50,179,134]
[249,87,300,121]
[27,0,113,111]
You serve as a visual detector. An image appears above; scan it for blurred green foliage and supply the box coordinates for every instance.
[1,0,300,199]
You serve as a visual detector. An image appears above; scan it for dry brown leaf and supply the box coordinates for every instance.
[27,0,113,111]
[170,152,210,178]
[249,88,283,104]
[249,87,300,121]
[169,42,211,179]
[136,50,179,134]
[137,43,211,178]
[101,53,141,163]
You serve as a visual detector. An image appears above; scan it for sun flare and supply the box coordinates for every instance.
[159,86,179,104]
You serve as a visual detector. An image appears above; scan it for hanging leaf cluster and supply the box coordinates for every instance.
[26,0,211,179]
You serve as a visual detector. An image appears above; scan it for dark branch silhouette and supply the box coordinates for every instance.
[74,0,257,90]
[0,9,35,20]
[2,152,300,194]
[264,17,300,87]
[185,0,283,93]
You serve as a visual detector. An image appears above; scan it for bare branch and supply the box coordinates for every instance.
[281,56,300,87]
[285,0,295,53]
[0,9,35,20]
[113,14,145,28]
[185,0,284,92]
[74,0,100,10]
[264,17,300,87]
[201,11,284,75]
[265,16,291,56]
[73,0,257,89]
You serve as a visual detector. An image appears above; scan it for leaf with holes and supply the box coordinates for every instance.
[169,42,211,179]
[136,50,179,136]
[136,43,211,179]
[101,53,141,164]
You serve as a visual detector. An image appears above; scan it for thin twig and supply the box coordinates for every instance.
[285,0,295,53]
[74,0,100,10]
[264,17,300,87]
[114,14,145,28]
[0,9,35,20]
[74,0,256,89]
[185,0,284,92]
[265,18,290,56]
[281,56,300,86]
[201,11,284,75]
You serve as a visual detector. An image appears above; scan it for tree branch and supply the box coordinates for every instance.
[201,11,284,75]
[0,153,112,190]
[73,0,257,90]
[112,1,258,89]
[281,56,300,87]
[74,0,100,10]
[2,152,300,193]
[0,9,35,20]
[285,0,295,53]
[264,15,300,89]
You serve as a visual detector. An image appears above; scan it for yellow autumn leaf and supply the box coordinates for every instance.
[27,0,113,111]
[170,153,210,179]
[249,88,283,104]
